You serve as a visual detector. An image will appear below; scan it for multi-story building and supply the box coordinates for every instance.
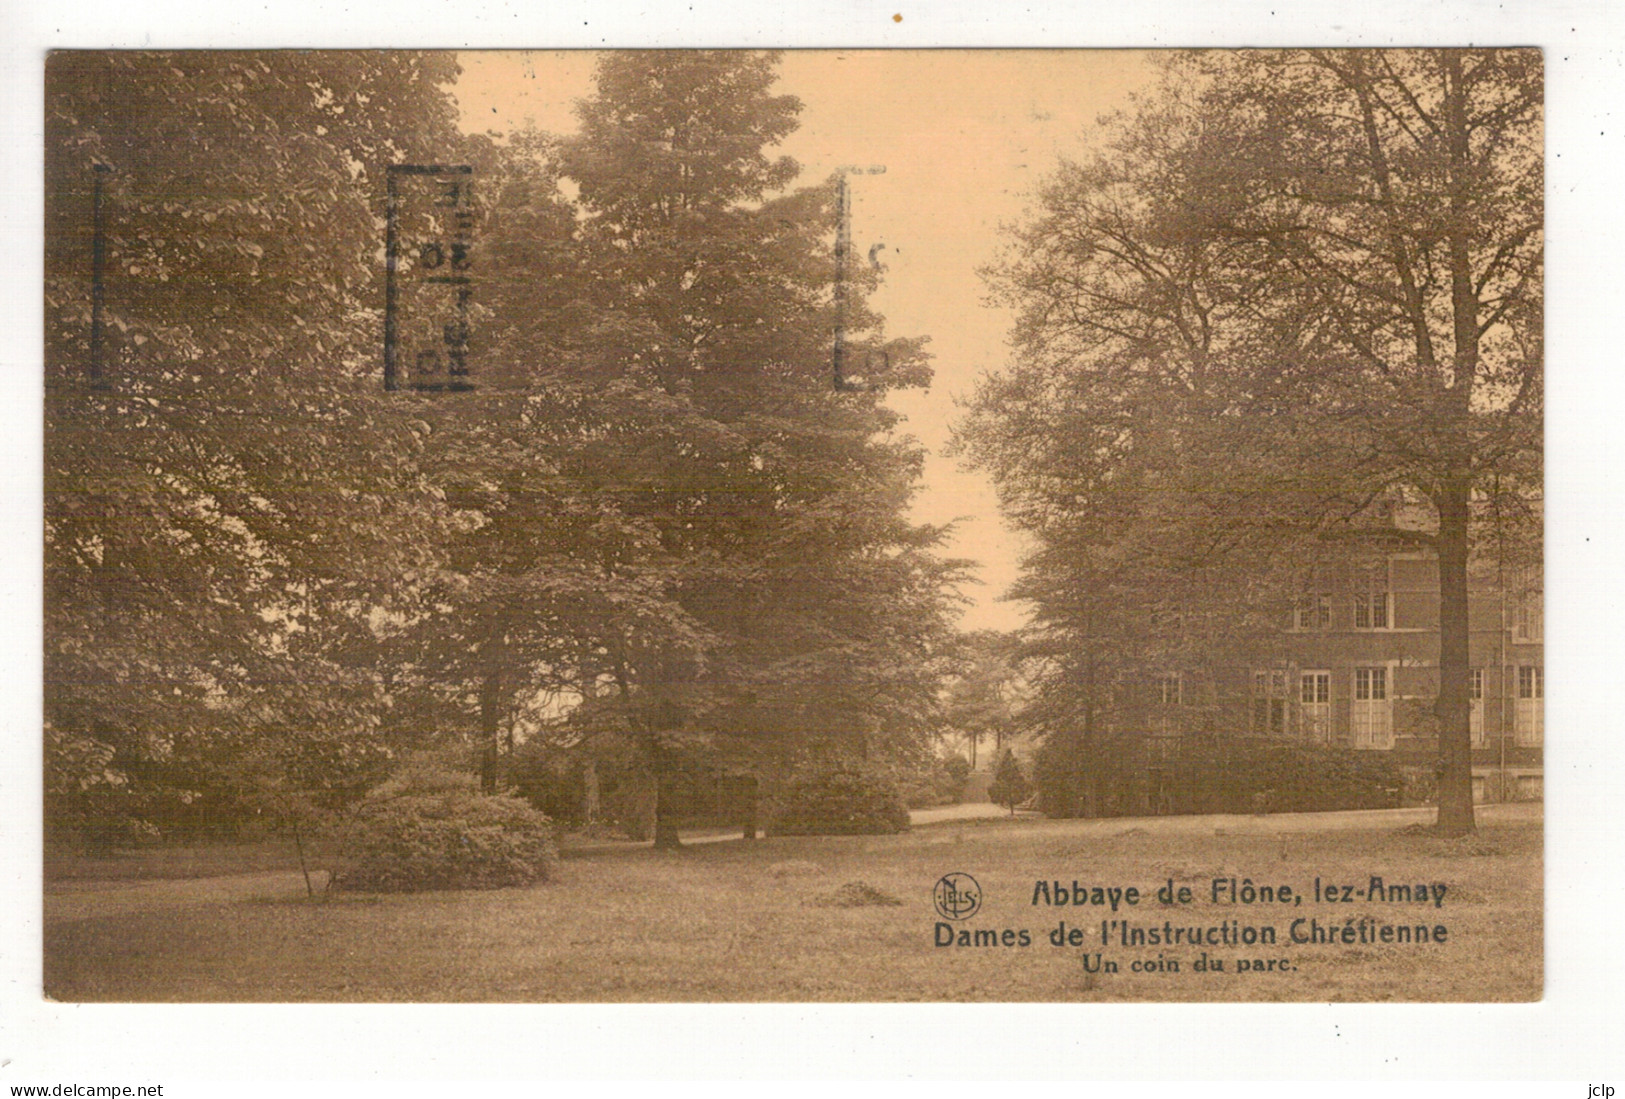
[1276,551,1540,801]
[1140,546,1543,804]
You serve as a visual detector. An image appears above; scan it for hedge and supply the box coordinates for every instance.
[1035,733,1404,819]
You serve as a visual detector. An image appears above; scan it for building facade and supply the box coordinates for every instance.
[1140,550,1543,804]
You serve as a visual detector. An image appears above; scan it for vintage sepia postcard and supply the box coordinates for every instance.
[42,48,1542,1005]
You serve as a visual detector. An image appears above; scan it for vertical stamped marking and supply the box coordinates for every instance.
[384,164,475,392]
[89,162,112,388]
[832,165,885,391]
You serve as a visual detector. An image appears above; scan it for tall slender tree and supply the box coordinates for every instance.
[537,51,956,845]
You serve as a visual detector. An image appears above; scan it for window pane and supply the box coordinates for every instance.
[1158,674,1181,706]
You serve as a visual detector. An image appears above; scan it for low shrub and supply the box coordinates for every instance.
[769,764,911,836]
[988,748,1031,813]
[332,759,558,892]
[900,753,973,809]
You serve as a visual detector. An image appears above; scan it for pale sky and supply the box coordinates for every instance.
[451,50,1161,632]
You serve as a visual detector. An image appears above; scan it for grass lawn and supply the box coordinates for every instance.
[43,810,1541,1002]
[44,839,310,882]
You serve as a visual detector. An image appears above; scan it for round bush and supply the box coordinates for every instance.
[769,764,911,836]
[333,762,558,892]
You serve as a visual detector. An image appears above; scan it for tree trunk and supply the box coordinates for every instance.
[478,632,505,793]
[582,757,600,824]
[723,773,759,840]
[652,791,682,848]
[293,820,315,898]
[1435,477,1476,835]
[1079,649,1098,818]
[647,734,682,849]
[1433,52,1480,837]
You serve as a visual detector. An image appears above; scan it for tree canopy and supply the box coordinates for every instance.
[44,50,963,848]
[958,49,1542,833]
[45,53,468,759]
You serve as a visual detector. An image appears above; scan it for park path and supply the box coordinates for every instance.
[911,802,1013,825]
[567,799,1012,850]
[42,801,1538,923]
[936,800,1539,841]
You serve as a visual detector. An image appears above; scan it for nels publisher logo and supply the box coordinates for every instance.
[933,872,982,920]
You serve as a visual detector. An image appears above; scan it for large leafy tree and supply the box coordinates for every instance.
[1206,49,1543,834]
[959,76,1343,753]
[940,630,1023,768]
[44,52,469,831]
[44,50,965,853]
[377,129,727,792]
[961,49,1541,834]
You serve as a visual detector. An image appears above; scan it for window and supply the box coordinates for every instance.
[1354,667,1386,701]
[1351,666,1393,749]
[1294,593,1332,631]
[1353,581,1390,630]
[1153,672,1184,734]
[1514,587,1543,642]
[1252,670,1288,734]
[1469,668,1485,745]
[1156,672,1183,707]
[1301,671,1331,704]
[1515,664,1543,746]
[1300,670,1331,740]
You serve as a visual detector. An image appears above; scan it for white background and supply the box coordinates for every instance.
[1,0,1620,1085]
